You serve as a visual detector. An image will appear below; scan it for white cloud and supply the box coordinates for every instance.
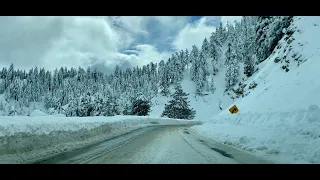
[108,16,149,37]
[0,16,127,71]
[108,16,190,46]
[119,44,171,67]
[221,16,242,26]
[0,16,204,73]
[153,16,190,30]
[172,17,216,51]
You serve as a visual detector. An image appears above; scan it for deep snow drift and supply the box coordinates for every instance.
[192,16,320,164]
[0,114,200,164]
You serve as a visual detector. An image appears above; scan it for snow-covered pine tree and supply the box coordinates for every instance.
[0,101,4,111]
[78,92,94,117]
[150,62,158,96]
[131,96,151,116]
[243,53,255,78]
[111,96,120,115]
[267,16,293,55]
[179,50,187,71]
[225,42,239,90]
[161,84,196,120]
[158,60,170,96]
[215,22,226,46]
[255,16,293,63]
[7,63,15,83]
[175,52,184,83]
[190,45,199,82]
[197,50,209,94]
[122,101,132,115]
[39,67,46,96]
[201,38,210,58]
[242,16,256,77]
[255,16,273,63]
[0,68,7,94]
[104,95,116,116]
[93,92,105,116]
[185,49,190,69]
[66,96,79,117]
[209,76,216,94]
[165,58,173,85]
[7,77,21,102]
[209,33,220,75]
[234,21,244,63]
[169,54,177,84]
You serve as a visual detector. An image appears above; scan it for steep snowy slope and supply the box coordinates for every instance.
[222,16,320,114]
[192,16,320,164]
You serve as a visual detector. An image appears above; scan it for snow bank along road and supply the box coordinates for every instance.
[0,116,201,164]
[36,125,272,164]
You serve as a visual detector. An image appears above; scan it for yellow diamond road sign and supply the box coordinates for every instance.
[229,105,239,114]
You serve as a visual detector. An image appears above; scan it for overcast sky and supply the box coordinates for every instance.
[0,16,242,73]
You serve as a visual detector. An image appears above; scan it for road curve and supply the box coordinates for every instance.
[36,125,272,164]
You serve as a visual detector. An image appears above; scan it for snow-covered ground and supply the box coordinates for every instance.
[192,16,320,164]
[0,114,200,164]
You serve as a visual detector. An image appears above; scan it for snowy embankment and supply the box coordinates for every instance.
[192,16,320,164]
[0,115,200,164]
[192,105,320,164]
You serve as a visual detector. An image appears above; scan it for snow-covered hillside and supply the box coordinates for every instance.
[221,16,320,114]
[150,69,233,120]
[192,16,320,164]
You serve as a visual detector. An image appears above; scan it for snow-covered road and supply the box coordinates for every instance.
[37,125,272,164]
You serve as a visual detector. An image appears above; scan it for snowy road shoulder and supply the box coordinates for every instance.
[191,105,320,164]
[0,115,201,164]
[181,128,272,164]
